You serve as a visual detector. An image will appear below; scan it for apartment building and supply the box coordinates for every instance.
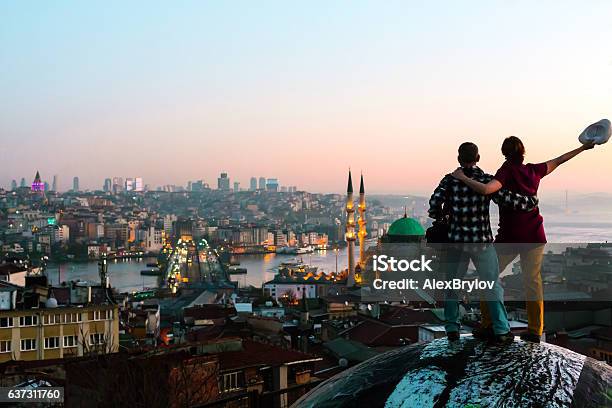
[0,281,119,363]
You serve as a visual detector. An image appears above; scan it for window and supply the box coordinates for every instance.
[19,315,38,327]
[89,333,105,346]
[92,310,112,321]
[44,337,60,349]
[63,335,77,348]
[0,317,13,328]
[220,372,241,393]
[65,313,82,323]
[20,338,36,351]
[43,314,63,325]
[0,340,11,353]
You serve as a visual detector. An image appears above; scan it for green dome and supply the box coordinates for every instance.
[387,216,425,237]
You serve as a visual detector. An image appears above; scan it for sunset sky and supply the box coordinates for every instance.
[1,1,612,195]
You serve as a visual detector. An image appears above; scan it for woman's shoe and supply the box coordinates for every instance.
[447,331,460,342]
[520,332,541,343]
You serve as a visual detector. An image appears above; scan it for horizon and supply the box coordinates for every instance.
[2,1,611,194]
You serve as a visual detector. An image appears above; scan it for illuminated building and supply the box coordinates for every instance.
[134,177,144,192]
[357,173,367,269]
[31,171,44,192]
[345,170,356,286]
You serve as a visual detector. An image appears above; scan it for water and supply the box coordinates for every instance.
[43,221,612,291]
[46,257,160,293]
[231,248,350,288]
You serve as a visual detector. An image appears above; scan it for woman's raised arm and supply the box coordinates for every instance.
[545,142,595,175]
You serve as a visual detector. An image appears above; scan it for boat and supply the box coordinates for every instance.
[228,267,247,275]
[140,268,162,276]
[277,261,318,276]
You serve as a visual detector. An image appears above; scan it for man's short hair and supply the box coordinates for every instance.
[458,142,479,164]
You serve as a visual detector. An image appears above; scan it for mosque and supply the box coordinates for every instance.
[343,170,426,288]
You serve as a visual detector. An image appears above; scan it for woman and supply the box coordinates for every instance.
[451,136,595,342]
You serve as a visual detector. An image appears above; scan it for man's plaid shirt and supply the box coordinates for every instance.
[428,166,539,243]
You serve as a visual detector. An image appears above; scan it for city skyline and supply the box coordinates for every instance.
[2,2,612,194]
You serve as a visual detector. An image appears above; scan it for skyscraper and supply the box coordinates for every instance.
[233,181,240,191]
[73,176,80,192]
[103,178,112,192]
[217,173,230,191]
[112,177,124,194]
[250,177,257,191]
[52,175,58,192]
[135,177,144,192]
[265,178,279,192]
[258,177,266,190]
[11,180,17,190]
[20,178,26,188]
[125,178,134,191]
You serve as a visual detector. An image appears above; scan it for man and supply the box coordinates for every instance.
[428,142,538,343]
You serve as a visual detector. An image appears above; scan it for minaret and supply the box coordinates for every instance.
[357,173,367,270]
[345,170,356,286]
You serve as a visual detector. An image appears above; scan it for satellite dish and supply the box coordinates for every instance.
[579,119,611,145]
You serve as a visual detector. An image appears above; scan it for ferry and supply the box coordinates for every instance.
[275,246,315,255]
[140,268,162,276]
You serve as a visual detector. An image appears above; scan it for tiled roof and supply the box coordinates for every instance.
[216,340,321,370]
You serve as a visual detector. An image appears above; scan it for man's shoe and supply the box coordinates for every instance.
[447,331,460,342]
[490,332,514,345]
[472,326,494,340]
[520,332,541,343]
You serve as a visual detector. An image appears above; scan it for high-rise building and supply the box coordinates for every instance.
[112,177,124,194]
[266,178,279,192]
[11,180,17,190]
[44,182,49,191]
[103,178,112,192]
[125,178,134,191]
[258,177,266,190]
[20,177,26,188]
[31,171,44,192]
[52,175,58,192]
[134,177,144,192]
[250,177,257,191]
[73,176,80,192]
[217,173,230,191]
[233,182,240,192]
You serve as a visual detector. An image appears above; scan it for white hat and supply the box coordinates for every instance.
[578,119,611,145]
